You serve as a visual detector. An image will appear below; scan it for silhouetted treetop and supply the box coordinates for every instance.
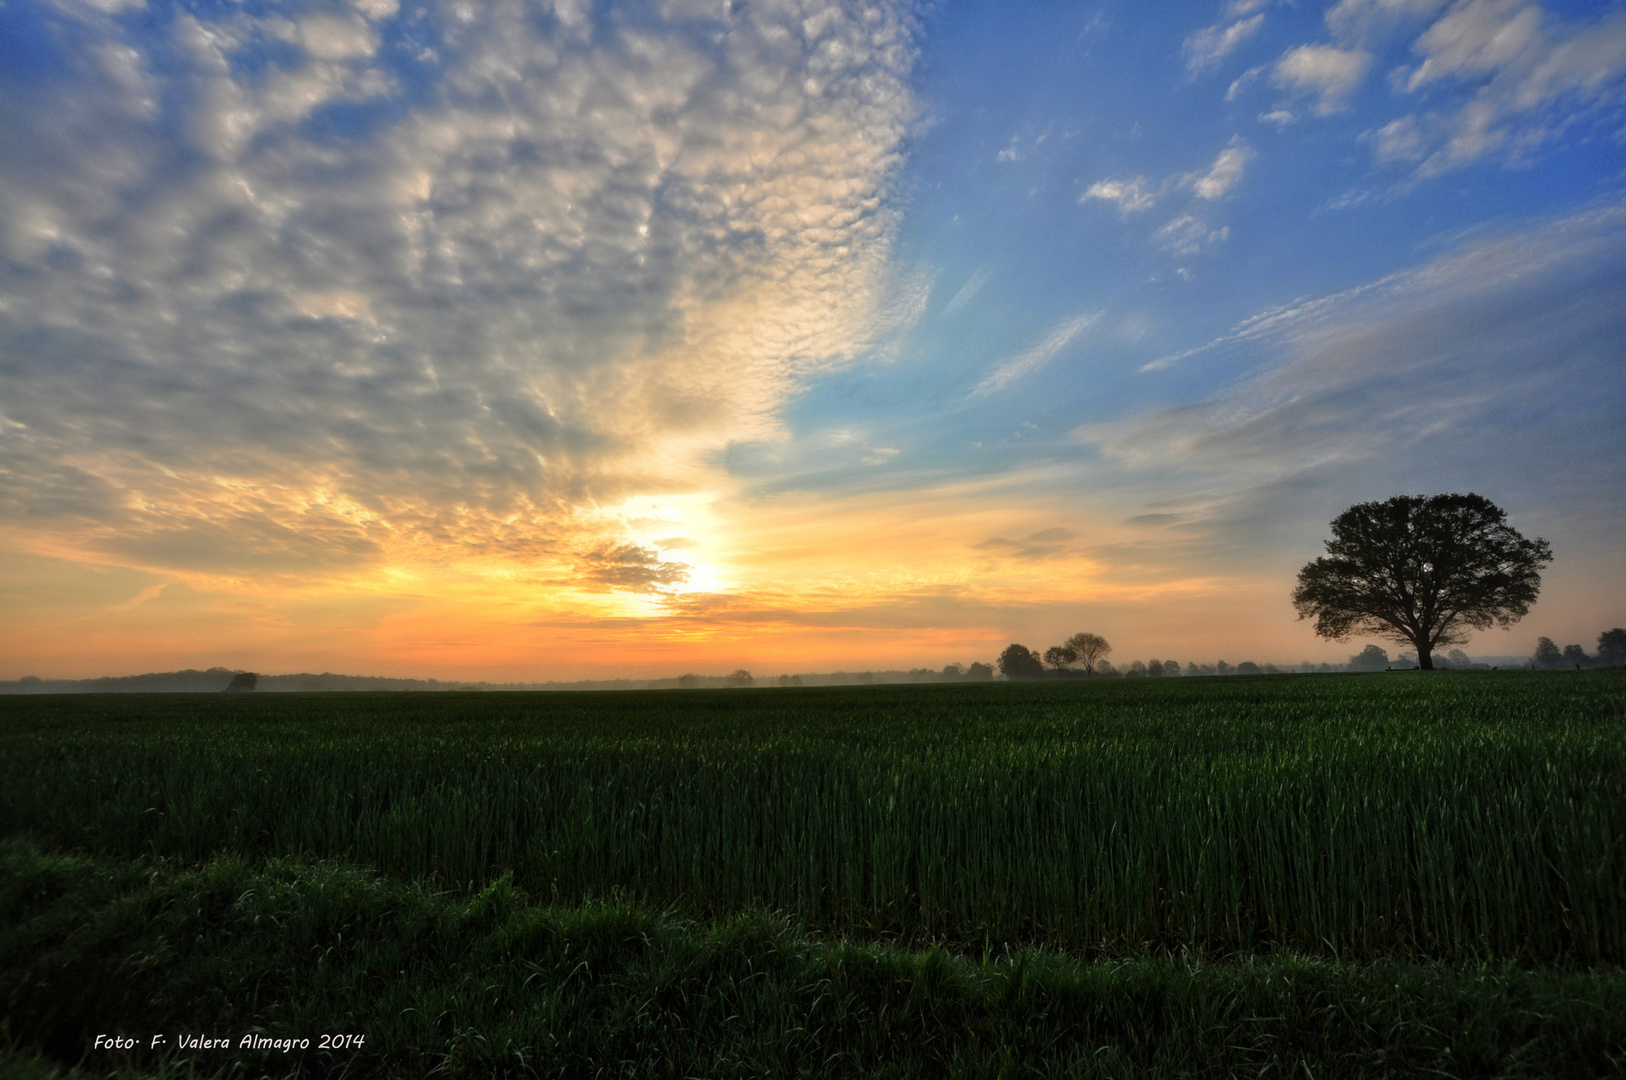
[1599,629,1626,667]
[997,644,1045,679]
[1293,493,1551,671]
[1064,633,1110,676]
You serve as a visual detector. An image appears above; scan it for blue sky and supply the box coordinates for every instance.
[773,0,1626,491]
[1,0,1622,678]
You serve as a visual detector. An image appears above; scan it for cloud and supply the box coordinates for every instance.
[1072,203,1626,587]
[1404,0,1542,89]
[1325,0,1452,42]
[574,543,691,593]
[1398,2,1626,176]
[941,265,993,318]
[972,527,1077,560]
[1272,44,1373,113]
[1093,201,1626,500]
[1226,65,1265,100]
[972,313,1101,397]
[1184,13,1266,75]
[1289,1,1626,176]
[1154,215,1230,257]
[1366,115,1428,161]
[1259,109,1297,128]
[1185,144,1253,199]
[1084,142,1252,230]
[1081,177,1159,214]
[0,0,920,580]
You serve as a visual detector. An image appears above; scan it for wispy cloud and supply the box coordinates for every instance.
[1084,143,1251,229]
[1324,0,1452,42]
[1273,44,1373,113]
[972,527,1078,560]
[1134,200,1626,395]
[1288,0,1626,176]
[942,265,994,317]
[1081,177,1159,214]
[1184,13,1266,74]
[1082,201,1626,578]
[1155,215,1230,257]
[1185,144,1253,199]
[1399,2,1626,176]
[972,313,1102,397]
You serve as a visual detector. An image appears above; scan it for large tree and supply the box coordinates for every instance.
[1064,632,1111,676]
[997,644,1045,679]
[1292,493,1552,671]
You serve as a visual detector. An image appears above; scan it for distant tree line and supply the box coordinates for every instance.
[987,628,1626,680]
[1531,629,1626,670]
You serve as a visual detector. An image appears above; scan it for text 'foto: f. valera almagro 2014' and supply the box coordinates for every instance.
[93,1033,364,1053]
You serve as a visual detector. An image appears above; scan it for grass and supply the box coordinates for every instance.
[2,672,1622,963]
[3,841,1624,1079]
[1,671,1623,1076]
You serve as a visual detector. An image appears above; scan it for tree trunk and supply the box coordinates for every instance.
[1417,643,1434,670]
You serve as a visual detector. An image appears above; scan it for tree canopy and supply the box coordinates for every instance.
[1042,645,1078,671]
[1348,645,1389,672]
[1064,633,1110,676]
[997,644,1045,679]
[1599,629,1626,667]
[1292,493,1552,671]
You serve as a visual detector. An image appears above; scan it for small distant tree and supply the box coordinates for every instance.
[1444,648,1471,668]
[966,662,994,680]
[225,672,257,692]
[1147,659,1165,677]
[1599,629,1626,667]
[1562,644,1590,668]
[776,674,803,687]
[1162,659,1181,676]
[997,644,1045,680]
[1348,645,1389,672]
[1236,661,1260,675]
[1127,660,1147,677]
[941,663,964,679]
[1215,660,1232,675]
[1532,638,1562,669]
[1293,493,1552,671]
[677,673,701,688]
[725,669,754,687]
[1042,645,1078,672]
[1065,633,1111,676]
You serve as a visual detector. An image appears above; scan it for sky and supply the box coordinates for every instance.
[1,0,1623,680]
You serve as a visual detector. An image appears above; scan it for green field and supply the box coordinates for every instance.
[2,672,1624,1077]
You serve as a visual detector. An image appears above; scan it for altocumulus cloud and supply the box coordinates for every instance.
[0,0,919,579]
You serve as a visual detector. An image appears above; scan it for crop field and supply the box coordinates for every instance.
[2,671,1624,1077]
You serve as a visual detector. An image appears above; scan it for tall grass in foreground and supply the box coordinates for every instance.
[2,672,1622,963]
[4,842,1624,1079]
